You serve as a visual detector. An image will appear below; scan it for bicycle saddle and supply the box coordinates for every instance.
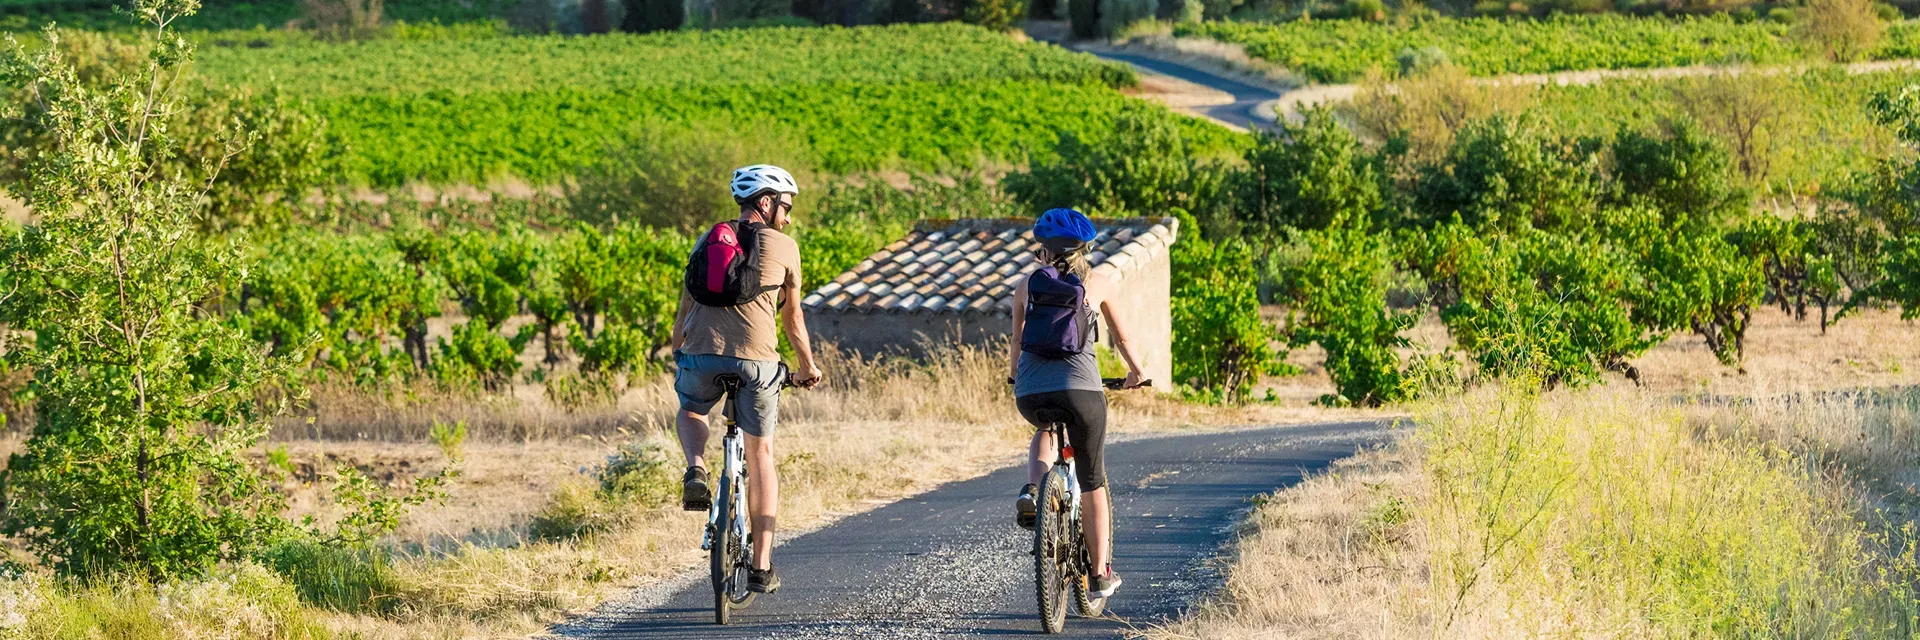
[1033,407,1075,427]
[713,374,744,391]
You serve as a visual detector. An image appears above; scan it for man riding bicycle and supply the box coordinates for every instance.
[1009,208,1147,600]
[672,164,824,595]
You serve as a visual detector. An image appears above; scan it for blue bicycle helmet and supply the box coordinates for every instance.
[1034,208,1096,252]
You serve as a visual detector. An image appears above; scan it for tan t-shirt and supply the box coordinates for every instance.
[679,226,801,362]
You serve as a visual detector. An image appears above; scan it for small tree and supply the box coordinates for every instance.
[0,1,294,579]
[1795,0,1883,63]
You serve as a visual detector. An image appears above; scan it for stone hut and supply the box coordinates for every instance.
[801,217,1179,385]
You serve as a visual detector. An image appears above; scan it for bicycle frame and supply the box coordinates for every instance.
[702,378,759,624]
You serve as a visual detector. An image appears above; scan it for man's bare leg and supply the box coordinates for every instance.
[677,409,710,470]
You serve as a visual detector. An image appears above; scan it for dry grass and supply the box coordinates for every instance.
[1151,370,1920,639]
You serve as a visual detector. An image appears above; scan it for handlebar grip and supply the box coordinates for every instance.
[1101,378,1152,390]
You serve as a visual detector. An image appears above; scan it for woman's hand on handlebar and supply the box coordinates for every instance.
[1121,370,1145,390]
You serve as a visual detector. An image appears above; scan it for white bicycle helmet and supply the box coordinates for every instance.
[730,164,799,201]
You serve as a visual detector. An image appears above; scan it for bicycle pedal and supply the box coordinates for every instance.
[683,500,712,512]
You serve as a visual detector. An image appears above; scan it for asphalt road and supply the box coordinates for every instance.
[1084,50,1282,132]
[555,420,1390,639]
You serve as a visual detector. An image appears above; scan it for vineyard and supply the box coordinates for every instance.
[169,23,1231,184]
[1177,15,1920,83]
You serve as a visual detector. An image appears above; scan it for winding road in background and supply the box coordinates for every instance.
[1074,42,1920,133]
[551,420,1390,639]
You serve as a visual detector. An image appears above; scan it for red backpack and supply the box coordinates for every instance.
[684,220,765,307]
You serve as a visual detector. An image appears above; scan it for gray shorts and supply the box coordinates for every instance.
[674,352,784,438]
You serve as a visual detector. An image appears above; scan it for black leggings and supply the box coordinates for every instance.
[1016,390,1108,491]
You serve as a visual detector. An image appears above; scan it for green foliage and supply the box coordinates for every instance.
[1412,113,1604,233]
[963,0,1030,30]
[1609,207,1766,367]
[567,117,816,232]
[0,2,293,579]
[1874,235,1920,318]
[1174,14,1920,84]
[1608,119,1749,227]
[1171,235,1291,403]
[1277,216,1416,406]
[1070,0,1100,38]
[1098,0,1156,37]
[1414,224,1654,387]
[1238,106,1383,234]
[1005,105,1237,223]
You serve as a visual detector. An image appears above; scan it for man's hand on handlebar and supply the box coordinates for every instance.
[792,363,824,389]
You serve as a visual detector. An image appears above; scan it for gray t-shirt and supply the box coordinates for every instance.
[1014,350,1104,397]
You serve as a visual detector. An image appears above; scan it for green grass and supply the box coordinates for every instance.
[1178,15,1920,83]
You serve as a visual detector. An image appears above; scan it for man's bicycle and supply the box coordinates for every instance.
[697,371,797,625]
[1031,377,1147,634]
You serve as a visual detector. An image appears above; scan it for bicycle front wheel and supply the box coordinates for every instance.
[1032,468,1072,634]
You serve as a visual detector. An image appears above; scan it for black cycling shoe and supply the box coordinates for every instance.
[681,467,712,512]
[747,567,781,593]
[1015,483,1038,530]
[1091,567,1123,599]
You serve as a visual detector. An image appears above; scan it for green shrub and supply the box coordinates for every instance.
[1171,235,1291,403]
[1796,0,1884,63]
[529,482,623,541]
[1608,119,1749,227]
[260,539,404,615]
[1416,224,1653,387]
[1412,113,1603,234]
[1097,0,1156,37]
[1279,216,1416,406]
[1004,105,1237,222]
[566,117,817,232]
[596,439,678,508]
[1237,106,1383,234]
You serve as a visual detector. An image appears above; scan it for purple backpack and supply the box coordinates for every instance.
[1021,266,1091,358]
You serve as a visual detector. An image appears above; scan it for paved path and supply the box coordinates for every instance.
[1085,49,1283,132]
[552,420,1390,639]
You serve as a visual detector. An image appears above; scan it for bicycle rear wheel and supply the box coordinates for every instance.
[1032,468,1072,634]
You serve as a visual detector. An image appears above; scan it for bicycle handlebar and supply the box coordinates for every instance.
[1102,378,1152,390]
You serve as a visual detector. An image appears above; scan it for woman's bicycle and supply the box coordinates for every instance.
[697,371,797,625]
[1031,377,1147,634]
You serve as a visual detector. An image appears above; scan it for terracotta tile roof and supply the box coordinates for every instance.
[802,217,1180,315]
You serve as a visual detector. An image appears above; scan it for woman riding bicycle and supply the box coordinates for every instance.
[1009,207,1147,600]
